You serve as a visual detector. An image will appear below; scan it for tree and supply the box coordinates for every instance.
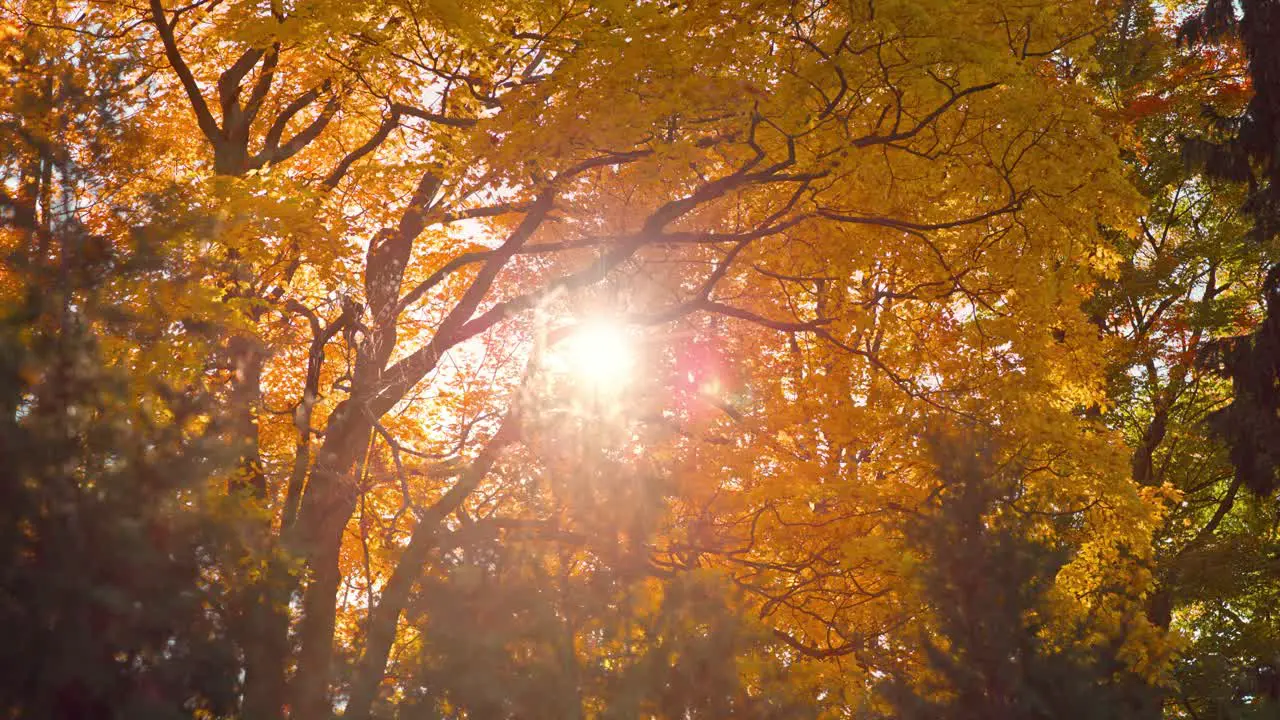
[1086,2,1280,715]
[874,432,1156,720]
[2,0,1179,716]
[1179,0,1280,498]
[0,14,252,718]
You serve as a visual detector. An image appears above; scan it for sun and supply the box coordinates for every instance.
[553,319,637,389]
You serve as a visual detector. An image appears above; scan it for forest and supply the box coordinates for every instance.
[1,0,1278,717]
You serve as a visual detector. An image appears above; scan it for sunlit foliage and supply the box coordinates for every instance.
[2,0,1278,717]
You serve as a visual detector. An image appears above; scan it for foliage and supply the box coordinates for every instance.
[0,15,259,719]
[6,0,1280,717]
[873,433,1153,720]
[1086,1,1280,716]
[1177,0,1280,498]
[0,273,244,720]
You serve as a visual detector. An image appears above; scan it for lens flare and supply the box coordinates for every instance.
[556,320,636,389]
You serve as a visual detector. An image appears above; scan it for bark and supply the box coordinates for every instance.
[227,334,266,496]
[1131,395,1171,487]
[239,574,291,720]
[290,490,352,720]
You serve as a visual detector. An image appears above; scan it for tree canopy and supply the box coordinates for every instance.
[1,0,1278,717]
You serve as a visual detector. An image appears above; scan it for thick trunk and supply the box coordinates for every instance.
[291,509,349,720]
[239,573,291,720]
[14,162,41,258]
[228,336,266,496]
[214,140,251,177]
[286,404,372,720]
[228,341,287,720]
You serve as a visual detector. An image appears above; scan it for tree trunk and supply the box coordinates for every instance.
[286,403,373,720]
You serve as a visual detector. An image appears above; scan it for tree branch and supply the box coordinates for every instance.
[343,414,521,720]
[148,0,221,144]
